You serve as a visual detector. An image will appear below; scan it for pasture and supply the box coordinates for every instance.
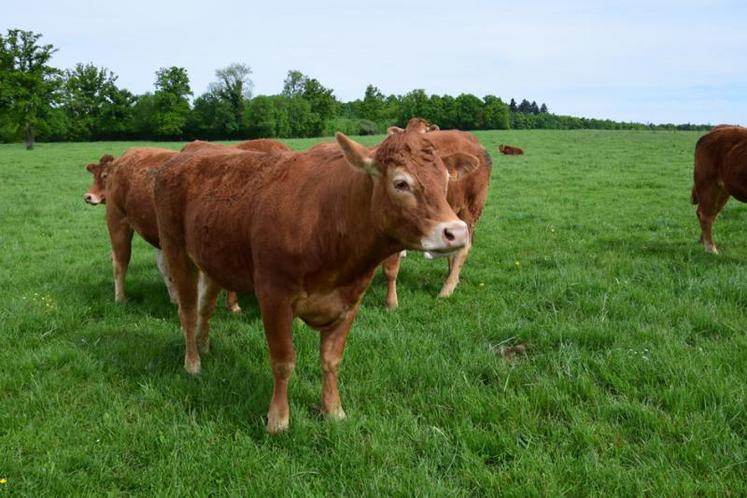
[1,130,745,495]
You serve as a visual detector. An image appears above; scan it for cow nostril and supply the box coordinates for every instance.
[443,228,455,242]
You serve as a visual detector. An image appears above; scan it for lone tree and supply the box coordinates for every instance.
[152,66,192,138]
[0,29,62,149]
[209,63,253,128]
[61,63,134,140]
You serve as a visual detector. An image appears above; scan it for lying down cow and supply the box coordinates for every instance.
[381,118,492,308]
[154,129,478,432]
[83,139,289,309]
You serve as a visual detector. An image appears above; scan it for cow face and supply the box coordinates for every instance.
[83,154,114,205]
[387,118,439,136]
[336,131,477,255]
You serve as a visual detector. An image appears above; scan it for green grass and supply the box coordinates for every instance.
[1,130,746,496]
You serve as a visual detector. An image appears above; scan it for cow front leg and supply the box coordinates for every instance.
[107,218,133,303]
[319,310,358,421]
[438,239,472,298]
[382,253,401,310]
[258,294,296,433]
[196,272,222,354]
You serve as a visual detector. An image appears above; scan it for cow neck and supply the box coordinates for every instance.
[326,166,401,279]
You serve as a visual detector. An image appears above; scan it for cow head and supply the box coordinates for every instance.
[83,154,114,205]
[387,118,439,136]
[336,130,478,255]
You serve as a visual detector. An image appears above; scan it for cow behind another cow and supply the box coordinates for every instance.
[83,148,242,311]
[382,119,492,307]
[691,125,747,254]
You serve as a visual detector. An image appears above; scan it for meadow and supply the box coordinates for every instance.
[1,130,745,496]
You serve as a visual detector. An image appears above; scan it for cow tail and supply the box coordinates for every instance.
[690,185,698,205]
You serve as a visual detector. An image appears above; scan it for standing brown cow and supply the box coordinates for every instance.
[691,125,747,254]
[381,119,491,308]
[154,130,477,432]
[84,148,242,311]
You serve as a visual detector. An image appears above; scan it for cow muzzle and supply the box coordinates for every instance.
[84,193,103,205]
[420,220,469,255]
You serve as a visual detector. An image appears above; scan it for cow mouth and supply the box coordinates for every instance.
[424,246,462,257]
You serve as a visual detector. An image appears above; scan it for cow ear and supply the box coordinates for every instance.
[100,154,114,163]
[336,132,380,176]
[86,163,96,173]
[427,124,440,132]
[442,152,480,180]
[387,126,404,136]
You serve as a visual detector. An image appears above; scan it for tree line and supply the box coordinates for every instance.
[0,29,710,149]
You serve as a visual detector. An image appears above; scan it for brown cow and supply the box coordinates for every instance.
[387,117,440,135]
[180,138,291,154]
[498,144,524,155]
[382,121,491,308]
[154,130,477,432]
[83,148,241,312]
[691,125,747,254]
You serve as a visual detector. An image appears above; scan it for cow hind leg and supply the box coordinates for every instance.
[382,253,401,310]
[439,239,472,298]
[226,291,241,314]
[196,272,222,354]
[165,249,201,374]
[155,249,178,304]
[696,186,730,254]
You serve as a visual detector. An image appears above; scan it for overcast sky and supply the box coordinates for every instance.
[5,0,747,124]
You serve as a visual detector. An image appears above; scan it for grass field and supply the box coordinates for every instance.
[1,130,746,496]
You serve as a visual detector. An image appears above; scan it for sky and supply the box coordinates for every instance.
[5,0,747,124]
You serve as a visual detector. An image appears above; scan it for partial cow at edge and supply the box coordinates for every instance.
[382,118,492,308]
[691,124,747,254]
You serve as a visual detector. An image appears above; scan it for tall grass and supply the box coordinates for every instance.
[0,130,745,495]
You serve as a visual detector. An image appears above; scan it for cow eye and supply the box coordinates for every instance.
[393,179,411,192]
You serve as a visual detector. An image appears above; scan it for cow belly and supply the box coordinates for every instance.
[294,290,353,330]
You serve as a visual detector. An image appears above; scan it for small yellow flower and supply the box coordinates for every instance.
[0,478,7,484]
[514,261,520,266]
[479,282,485,287]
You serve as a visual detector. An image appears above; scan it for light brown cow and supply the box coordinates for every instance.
[84,148,241,312]
[180,138,291,154]
[154,130,477,432]
[381,120,492,308]
[691,125,747,254]
[498,144,524,155]
[387,117,440,135]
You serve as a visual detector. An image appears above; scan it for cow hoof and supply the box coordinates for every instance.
[184,357,201,375]
[266,414,290,433]
[324,406,347,421]
[115,296,127,304]
[198,337,210,355]
[438,287,455,298]
[385,300,399,311]
[228,304,242,314]
[705,246,719,255]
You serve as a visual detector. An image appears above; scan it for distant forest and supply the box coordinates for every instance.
[0,29,710,148]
